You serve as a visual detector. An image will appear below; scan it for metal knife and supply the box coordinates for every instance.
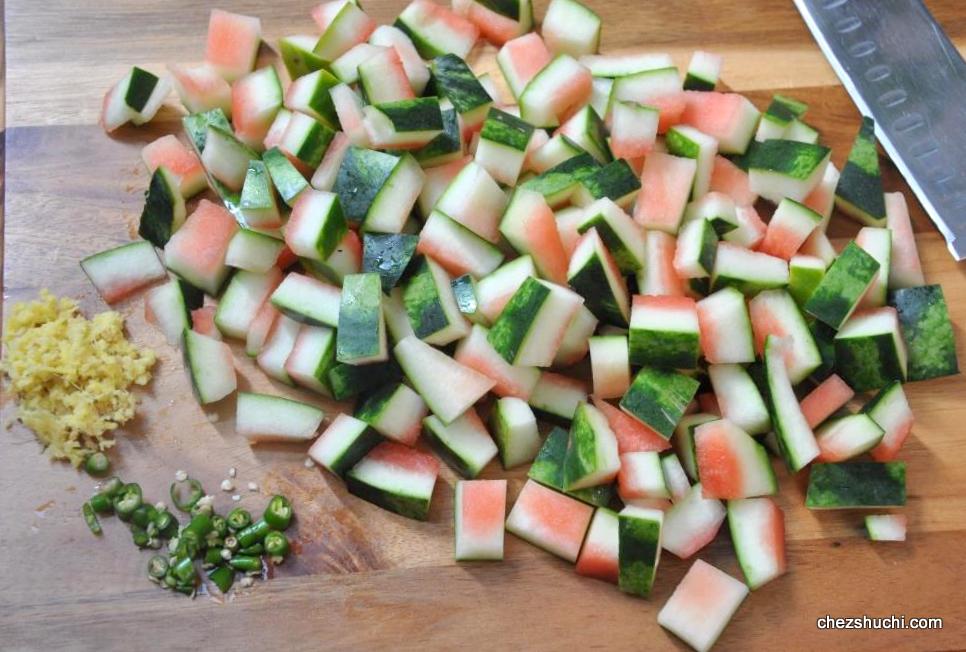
[794,0,966,260]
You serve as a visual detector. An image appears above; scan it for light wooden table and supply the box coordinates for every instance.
[2,1,965,650]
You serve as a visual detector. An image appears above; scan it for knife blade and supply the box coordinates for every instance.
[794,0,966,260]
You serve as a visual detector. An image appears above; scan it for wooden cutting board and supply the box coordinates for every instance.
[2,1,965,650]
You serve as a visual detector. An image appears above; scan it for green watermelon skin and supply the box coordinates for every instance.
[804,242,880,329]
[889,284,959,381]
[619,368,700,439]
[327,360,402,400]
[363,233,419,292]
[527,427,613,507]
[805,462,906,509]
[835,116,887,226]
[617,508,662,598]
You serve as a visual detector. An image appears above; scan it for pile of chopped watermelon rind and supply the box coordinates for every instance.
[83,0,960,649]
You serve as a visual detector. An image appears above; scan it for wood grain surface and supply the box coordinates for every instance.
[2,1,966,650]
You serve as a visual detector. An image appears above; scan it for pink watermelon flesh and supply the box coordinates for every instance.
[404,0,480,56]
[454,326,540,400]
[246,301,279,356]
[799,374,854,429]
[543,64,594,128]
[651,93,687,134]
[575,538,618,583]
[363,48,415,102]
[191,306,221,340]
[758,211,819,261]
[141,135,207,198]
[457,479,507,553]
[869,389,915,462]
[501,33,552,94]
[575,510,619,584]
[694,420,745,499]
[885,191,926,289]
[680,91,750,148]
[205,9,262,82]
[454,0,522,45]
[506,479,593,562]
[634,152,695,233]
[731,205,767,249]
[367,440,440,477]
[592,396,671,453]
[641,230,686,296]
[663,484,726,559]
[697,393,721,416]
[709,155,756,206]
[232,70,281,149]
[658,559,748,652]
[163,199,239,295]
[168,63,233,117]
[262,110,291,152]
[517,207,568,285]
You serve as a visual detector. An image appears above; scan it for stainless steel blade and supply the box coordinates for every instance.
[794,0,966,260]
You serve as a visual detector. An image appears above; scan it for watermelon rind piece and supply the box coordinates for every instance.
[888,284,959,381]
[835,116,887,226]
[336,272,388,365]
[619,367,700,439]
[617,505,663,598]
[805,461,906,509]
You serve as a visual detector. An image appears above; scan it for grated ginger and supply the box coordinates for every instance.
[1,290,156,466]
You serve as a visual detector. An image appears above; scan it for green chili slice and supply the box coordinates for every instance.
[131,504,157,529]
[204,547,225,566]
[84,452,110,477]
[131,526,150,549]
[113,483,143,520]
[98,476,124,497]
[236,518,271,548]
[169,478,204,512]
[227,508,252,532]
[207,565,235,593]
[228,555,262,572]
[210,514,229,537]
[89,492,114,514]
[172,556,197,584]
[82,502,102,535]
[264,531,290,558]
[263,495,293,530]
[147,555,169,580]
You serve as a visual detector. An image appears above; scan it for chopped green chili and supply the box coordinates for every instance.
[183,513,214,540]
[82,502,102,535]
[89,492,114,514]
[207,565,234,593]
[98,476,124,497]
[84,452,110,477]
[172,556,197,584]
[174,530,202,560]
[131,504,157,529]
[169,478,204,512]
[154,510,178,538]
[211,514,229,537]
[263,495,293,530]
[228,555,262,572]
[264,531,290,558]
[236,519,271,548]
[131,526,150,548]
[147,555,169,580]
[204,547,226,566]
[227,508,252,532]
[112,483,142,520]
